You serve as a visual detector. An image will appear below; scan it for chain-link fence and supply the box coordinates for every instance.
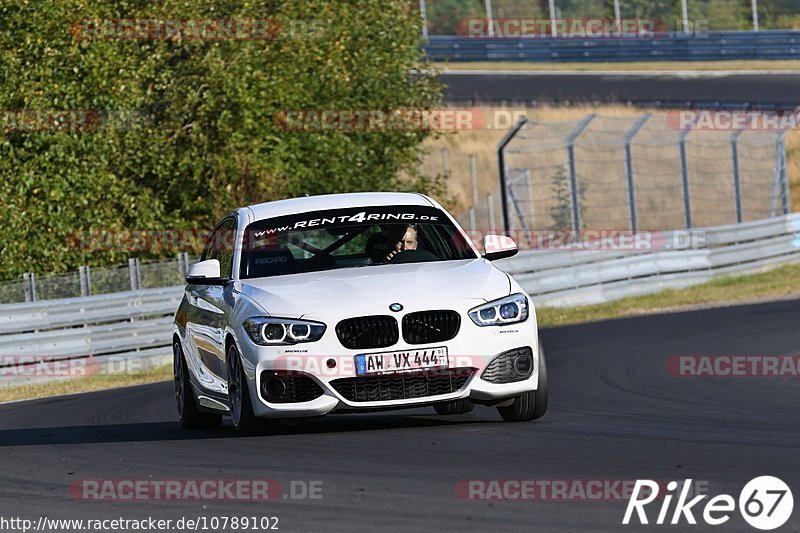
[439,113,791,233]
[0,279,26,304]
[34,271,82,302]
[421,0,800,35]
[0,254,198,304]
[139,257,190,289]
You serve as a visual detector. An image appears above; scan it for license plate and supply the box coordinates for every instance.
[355,347,449,376]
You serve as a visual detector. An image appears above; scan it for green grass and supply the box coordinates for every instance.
[441,60,800,71]
[537,262,800,327]
[3,263,800,402]
[0,364,172,403]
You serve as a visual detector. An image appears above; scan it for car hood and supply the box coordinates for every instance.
[235,258,510,319]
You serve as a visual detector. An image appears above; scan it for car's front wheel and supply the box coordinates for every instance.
[227,343,267,436]
[497,341,548,422]
[174,341,222,429]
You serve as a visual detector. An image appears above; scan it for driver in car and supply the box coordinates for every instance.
[385,224,417,262]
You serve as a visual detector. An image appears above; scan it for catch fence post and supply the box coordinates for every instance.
[731,129,745,223]
[623,114,652,233]
[565,114,596,231]
[497,116,529,235]
[779,131,791,214]
[679,128,693,228]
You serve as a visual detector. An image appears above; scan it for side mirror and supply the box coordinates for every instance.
[186,259,228,286]
[482,235,518,261]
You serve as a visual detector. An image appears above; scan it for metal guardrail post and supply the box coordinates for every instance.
[79,266,91,297]
[679,128,693,229]
[178,252,189,279]
[23,272,36,302]
[731,129,746,223]
[129,259,136,291]
[623,114,651,233]
[751,0,760,32]
[680,0,690,33]
[565,114,596,232]
[129,258,141,291]
[419,0,428,40]
[497,116,529,235]
[779,131,791,215]
[484,0,494,37]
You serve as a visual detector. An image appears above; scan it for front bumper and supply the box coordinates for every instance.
[237,318,540,419]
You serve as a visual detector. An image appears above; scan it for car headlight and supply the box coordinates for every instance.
[468,293,529,327]
[244,317,326,345]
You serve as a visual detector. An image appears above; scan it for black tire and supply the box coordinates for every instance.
[497,340,548,422]
[227,343,267,436]
[433,399,475,415]
[174,341,222,429]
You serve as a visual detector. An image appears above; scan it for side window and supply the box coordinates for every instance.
[201,218,237,279]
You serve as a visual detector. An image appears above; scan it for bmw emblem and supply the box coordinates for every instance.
[389,303,403,312]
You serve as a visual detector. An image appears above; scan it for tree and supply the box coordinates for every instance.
[0,0,443,280]
[426,0,486,35]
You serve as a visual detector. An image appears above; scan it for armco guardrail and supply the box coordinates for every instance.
[424,31,800,62]
[1,214,799,387]
[0,286,183,388]
[498,213,800,307]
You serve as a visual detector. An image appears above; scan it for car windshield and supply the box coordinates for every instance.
[239,205,477,279]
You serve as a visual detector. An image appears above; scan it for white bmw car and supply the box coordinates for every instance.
[173,192,547,434]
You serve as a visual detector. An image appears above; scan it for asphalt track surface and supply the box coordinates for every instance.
[441,71,800,108]
[1,298,799,532]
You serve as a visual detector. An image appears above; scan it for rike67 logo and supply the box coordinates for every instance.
[623,477,793,530]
